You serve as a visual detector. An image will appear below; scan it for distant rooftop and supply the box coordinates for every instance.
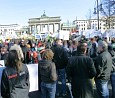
[29,11,61,20]
[63,22,75,26]
[0,24,19,26]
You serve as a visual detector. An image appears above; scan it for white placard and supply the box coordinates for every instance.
[27,64,38,92]
[59,30,64,39]
[59,30,69,40]
[63,31,69,40]
[0,60,5,67]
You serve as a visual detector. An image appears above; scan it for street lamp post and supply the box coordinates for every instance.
[97,0,100,30]
[94,0,103,30]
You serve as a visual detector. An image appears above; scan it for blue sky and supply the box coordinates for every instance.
[0,0,96,26]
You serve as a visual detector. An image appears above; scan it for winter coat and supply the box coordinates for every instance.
[20,45,28,63]
[66,53,96,98]
[0,52,8,64]
[51,44,68,69]
[1,64,30,98]
[94,50,112,81]
[90,42,98,59]
[38,60,57,83]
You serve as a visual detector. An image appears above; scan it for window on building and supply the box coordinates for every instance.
[100,27,101,29]
[82,28,83,30]
[103,28,105,30]
[84,28,85,30]
[84,24,85,26]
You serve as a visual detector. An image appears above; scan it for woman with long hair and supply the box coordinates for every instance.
[39,49,57,98]
[1,50,30,98]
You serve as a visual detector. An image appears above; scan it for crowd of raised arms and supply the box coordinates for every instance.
[0,35,115,98]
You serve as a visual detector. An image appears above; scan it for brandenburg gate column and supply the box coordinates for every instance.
[40,24,41,32]
[35,24,37,33]
[59,23,61,30]
[30,25,32,33]
[53,24,55,33]
[47,24,49,31]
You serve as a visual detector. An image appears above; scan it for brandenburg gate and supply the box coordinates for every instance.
[28,12,61,34]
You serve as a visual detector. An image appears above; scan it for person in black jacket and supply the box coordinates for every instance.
[0,45,8,64]
[94,40,112,98]
[108,44,115,98]
[89,38,98,60]
[20,40,28,64]
[1,50,30,98]
[66,42,96,98]
[51,39,68,97]
[39,49,57,98]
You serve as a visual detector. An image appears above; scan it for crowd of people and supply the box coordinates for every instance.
[0,35,115,98]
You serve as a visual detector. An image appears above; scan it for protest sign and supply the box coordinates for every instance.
[0,60,5,67]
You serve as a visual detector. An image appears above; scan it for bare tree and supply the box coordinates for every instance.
[101,0,115,28]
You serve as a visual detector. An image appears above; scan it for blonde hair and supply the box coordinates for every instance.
[42,49,54,60]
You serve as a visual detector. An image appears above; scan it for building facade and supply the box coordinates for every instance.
[73,16,115,31]
[28,12,61,34]
[15,26,30,35]
[0,24,20,35]
[61,22,76,32]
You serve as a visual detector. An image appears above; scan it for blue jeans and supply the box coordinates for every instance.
[41,82,56,98]
[56,68,66,94]
[95,79,109,98]
[110,72,115,98]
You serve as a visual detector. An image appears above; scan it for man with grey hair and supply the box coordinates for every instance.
[94,40,112,98]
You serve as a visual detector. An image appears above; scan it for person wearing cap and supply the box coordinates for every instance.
[94,40,112,98]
